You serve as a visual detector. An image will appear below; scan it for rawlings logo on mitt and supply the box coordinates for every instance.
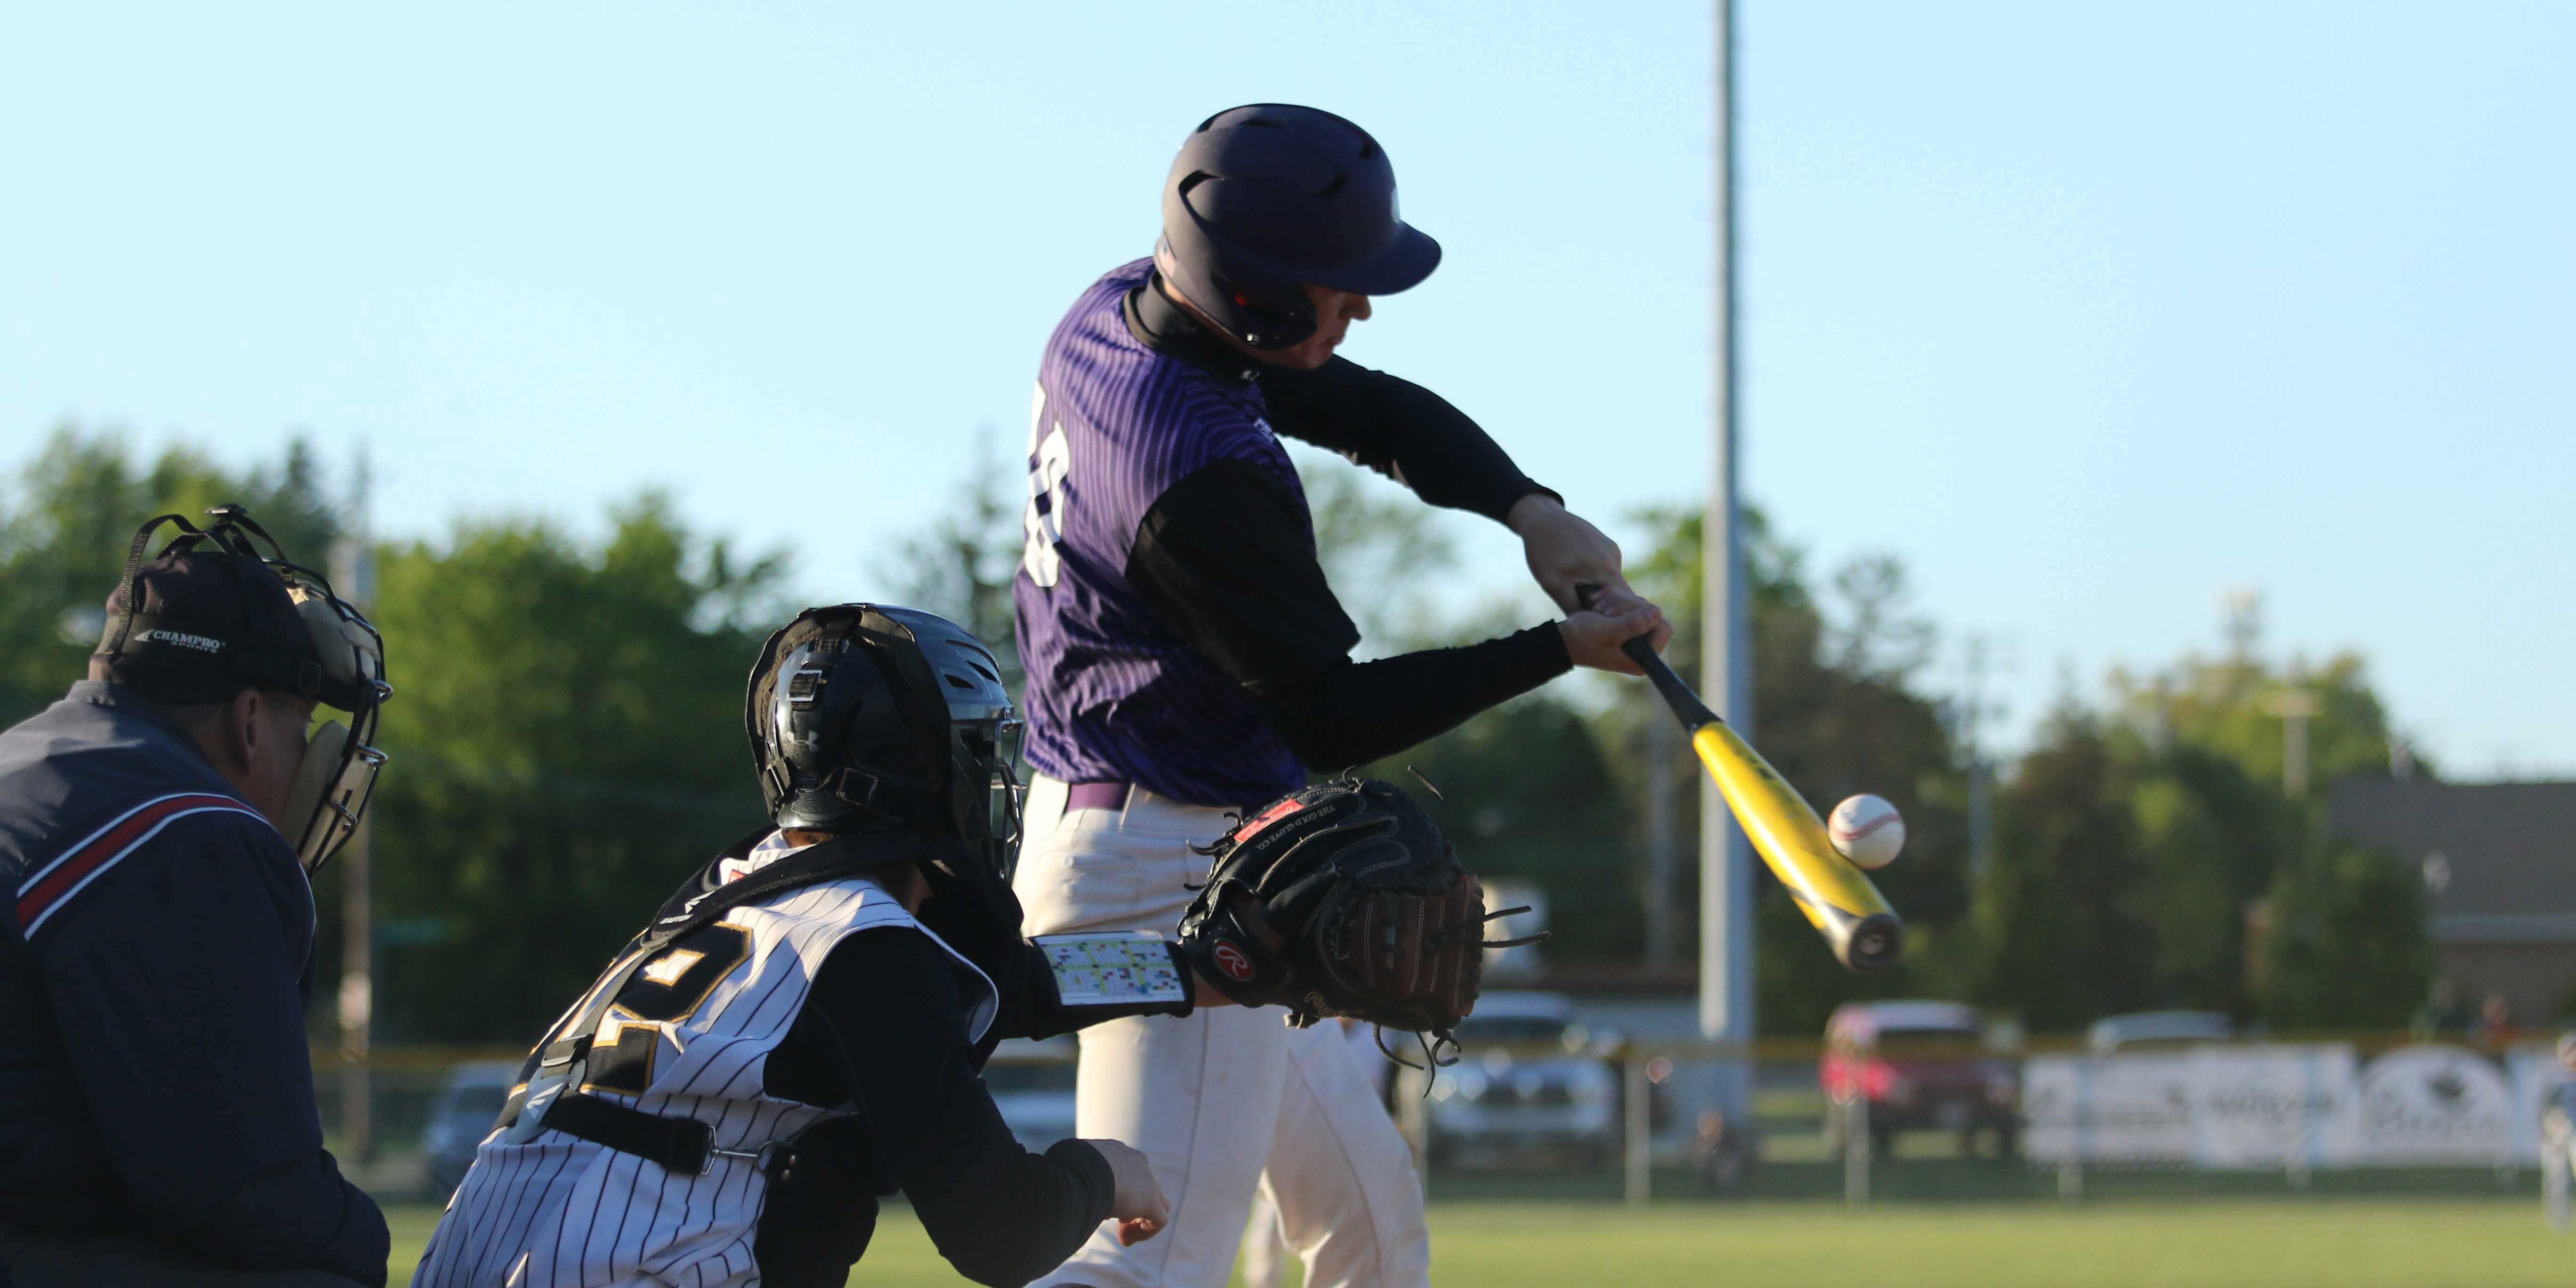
[1175,778,1541,1061]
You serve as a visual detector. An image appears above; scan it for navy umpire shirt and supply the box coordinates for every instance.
[1017,258,1573,808]
[0,682,388,1286]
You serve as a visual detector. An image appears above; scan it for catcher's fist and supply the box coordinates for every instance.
[1084,1139,1169,1244]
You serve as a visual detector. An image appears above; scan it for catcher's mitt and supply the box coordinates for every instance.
[1175,778,1540,1058]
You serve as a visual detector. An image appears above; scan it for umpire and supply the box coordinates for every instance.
[0,508,393,1287]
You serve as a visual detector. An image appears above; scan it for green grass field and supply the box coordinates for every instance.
[387,1193,2574,1287]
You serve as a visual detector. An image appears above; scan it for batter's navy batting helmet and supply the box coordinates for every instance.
[1156,104,1441,351]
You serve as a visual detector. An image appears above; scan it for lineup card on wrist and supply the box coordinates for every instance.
[1034,932,1188,1006]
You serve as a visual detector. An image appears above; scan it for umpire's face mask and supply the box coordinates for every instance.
[97,507,393,876]
[279,584,391,872]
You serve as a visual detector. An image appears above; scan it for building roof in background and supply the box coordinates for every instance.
[2329,779,2576,942]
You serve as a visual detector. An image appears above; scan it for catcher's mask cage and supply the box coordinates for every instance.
[94,505,392,873]
[744,604,1025,879]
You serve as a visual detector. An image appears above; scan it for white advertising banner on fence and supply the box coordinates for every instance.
[2354,1045,2515,1165]
[2023,1053,2194,1165]
[2190,1046,2359,1169]
[2028,1044,2546,1168]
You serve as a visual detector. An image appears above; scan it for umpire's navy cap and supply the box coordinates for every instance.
[89,540,327,708]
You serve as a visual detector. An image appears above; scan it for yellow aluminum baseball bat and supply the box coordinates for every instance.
[1581,586,1903,972]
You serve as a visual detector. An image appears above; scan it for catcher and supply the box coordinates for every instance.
[410,606,1487,1288]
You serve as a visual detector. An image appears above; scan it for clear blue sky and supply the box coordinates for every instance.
[3,2,2568,776]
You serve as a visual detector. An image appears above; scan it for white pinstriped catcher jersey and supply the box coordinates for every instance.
[410,867,997,1288]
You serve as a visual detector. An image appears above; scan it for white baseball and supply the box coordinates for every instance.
[1827,794,1905,869]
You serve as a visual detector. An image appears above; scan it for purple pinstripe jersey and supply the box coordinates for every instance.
[1014,259,1310,807]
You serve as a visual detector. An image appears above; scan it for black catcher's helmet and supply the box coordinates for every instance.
[1155,103,1441,350]
[744,604,1024,873]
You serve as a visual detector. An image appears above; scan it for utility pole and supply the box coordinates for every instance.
[2268,689,2319,798]
[1702,0,1756,1105]
[1956,635,2018,889]
[1961,638,1994,889]
[333,451,375,1166]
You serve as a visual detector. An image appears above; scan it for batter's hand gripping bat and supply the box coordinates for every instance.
[1578,585,1903,971]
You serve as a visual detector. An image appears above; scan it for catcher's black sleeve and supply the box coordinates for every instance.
[763,929,1114,1288]
[1257,354,1559,523]
[986,942,1195,1043]
[905,872,1191,1045]
[1128,461,1572,770]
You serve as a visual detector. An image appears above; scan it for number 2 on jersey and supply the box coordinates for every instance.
[580,921,753,1096]
[1022,384,1071,588]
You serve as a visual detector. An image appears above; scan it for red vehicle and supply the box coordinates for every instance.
[1820,1000,2019,1158]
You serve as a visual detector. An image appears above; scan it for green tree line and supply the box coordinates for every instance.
[0,426,2435,1042]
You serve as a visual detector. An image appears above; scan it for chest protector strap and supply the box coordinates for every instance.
[533,1089,753,1176]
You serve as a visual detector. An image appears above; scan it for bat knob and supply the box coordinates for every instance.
[1839,914,1904,973]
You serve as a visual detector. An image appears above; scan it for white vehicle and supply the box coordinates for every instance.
[983,1035,1079,1151]
[1425,992,1617,1170]
[2087,1011,2236,1053]
[419,1061,521,1200]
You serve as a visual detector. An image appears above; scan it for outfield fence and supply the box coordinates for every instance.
[314,1033,2573,1211]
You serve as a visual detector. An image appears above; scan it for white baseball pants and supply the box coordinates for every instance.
[1239,1021,1404,1288]
[2545,1110,2573,1232]
[1012,774,1431,1288]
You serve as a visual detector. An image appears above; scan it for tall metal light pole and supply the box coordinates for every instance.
[1702,0,1757,1101]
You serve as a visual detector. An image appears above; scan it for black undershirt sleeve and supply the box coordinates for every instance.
[764,929,1114,1288]
[1129,458,1362,684]
[1128,460,1573,773]
[1256,355,1557,522]
[1250,628,1570,772]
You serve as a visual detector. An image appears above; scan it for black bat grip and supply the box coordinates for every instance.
[1574,582,1713,725]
